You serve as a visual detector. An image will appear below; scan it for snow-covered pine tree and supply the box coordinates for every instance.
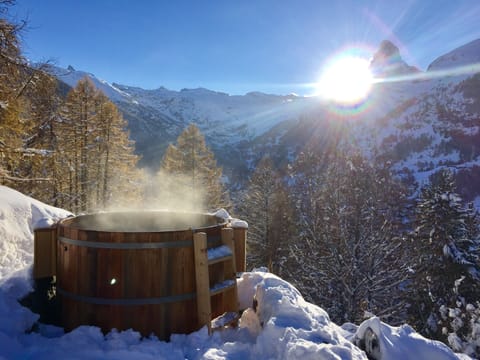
[156,124,229,212]
[409,169,480,341]
[289,151,412,324]
[439,290,480,357]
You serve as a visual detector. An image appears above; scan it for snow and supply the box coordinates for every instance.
[0,185,72,280]
[0,186,470,359]
[212,208,230,221]
[44,64,132,102]
[207,245,232,261]
[428,39,480,71]
[231,219,248,229]
[46,64,318,145]
[354,317,462,360]
[211,208,249,229]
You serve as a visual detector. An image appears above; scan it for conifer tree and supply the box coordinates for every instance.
[156,124,229,211]
[289,151,411,324]
[409,169,480,339]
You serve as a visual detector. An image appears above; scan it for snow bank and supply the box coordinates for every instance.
[353,317,463,360]
[0,186,470,359]
[0,185,72,280]
[236,270,368,359]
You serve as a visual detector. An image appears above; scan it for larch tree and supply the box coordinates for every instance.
[237,156,293,274]
[156,124,229,212]
[0,2,61,195]
[0,0,27,182]
[93,95,142,209]
[15,69,62,203]
[57,77,141,212]
[57,77,98,211]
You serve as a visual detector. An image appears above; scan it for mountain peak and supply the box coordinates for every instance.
[370,40,419,77]
[375,40,401,60]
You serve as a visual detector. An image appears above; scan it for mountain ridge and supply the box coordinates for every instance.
[45,39,480,205]
[428,38,480,71]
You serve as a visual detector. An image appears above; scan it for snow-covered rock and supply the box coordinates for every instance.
[353,317,462,360]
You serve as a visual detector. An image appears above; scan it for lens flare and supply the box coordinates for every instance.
[316,45,378,118]
[318,52,373,105]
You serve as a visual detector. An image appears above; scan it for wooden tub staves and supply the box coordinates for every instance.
[56,211,235,340]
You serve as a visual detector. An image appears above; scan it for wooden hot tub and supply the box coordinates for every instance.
[56,211,231,340]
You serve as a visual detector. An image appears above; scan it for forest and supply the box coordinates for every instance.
[1,0,480,355]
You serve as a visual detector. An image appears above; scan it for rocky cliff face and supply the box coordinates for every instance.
[369,40,420,77]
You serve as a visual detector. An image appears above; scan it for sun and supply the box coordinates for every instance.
[317,55,373,105]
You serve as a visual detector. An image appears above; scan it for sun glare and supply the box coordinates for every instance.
[317,55,373,105]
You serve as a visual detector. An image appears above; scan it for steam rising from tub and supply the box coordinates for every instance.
[146,170,213,212]
[98,169,217,214]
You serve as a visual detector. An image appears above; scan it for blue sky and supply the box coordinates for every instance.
[13,0,480,95]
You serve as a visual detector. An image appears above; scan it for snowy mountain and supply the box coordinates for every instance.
[248,39,480,205]
[370,40,420,77]
[351,40,480,205]
[47,38,480,201]
[48,63,319,173]
[114,85,320,174]
[45,64,133,102]
[428,39,480,71]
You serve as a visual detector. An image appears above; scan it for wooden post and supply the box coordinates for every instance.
[193,232,212,334]
[33,227,57,279]
[233,227,247,273]
[221,228,239,313]
[221,228,236,273]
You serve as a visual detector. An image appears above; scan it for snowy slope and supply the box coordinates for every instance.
[261,39,480,204]
[0,186,468,359]
[46,64,316,143]
[428,39,480,71]
[116,85,316,140]
[349,61,480,202]
[46,65,319,170]
[45,64,132,102]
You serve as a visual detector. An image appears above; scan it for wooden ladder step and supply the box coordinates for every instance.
[207,245,233,265]
[211,311,241,331]
[210,279,236,296]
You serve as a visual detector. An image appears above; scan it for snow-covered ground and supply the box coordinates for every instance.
[0,186,470,359]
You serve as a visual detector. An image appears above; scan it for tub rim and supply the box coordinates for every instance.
[57,210,229,233]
